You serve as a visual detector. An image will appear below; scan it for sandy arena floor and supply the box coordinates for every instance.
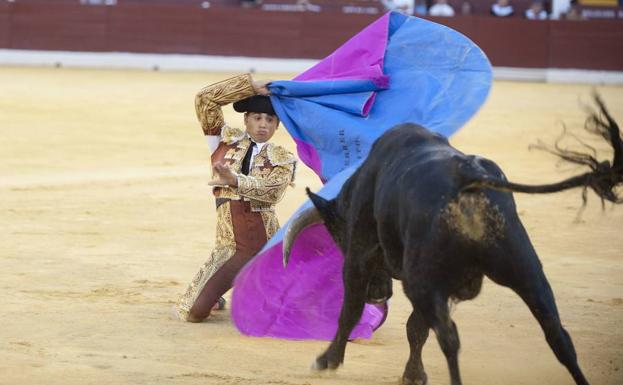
[0,67,622,385]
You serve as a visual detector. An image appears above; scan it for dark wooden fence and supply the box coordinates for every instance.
[0,2,621,70]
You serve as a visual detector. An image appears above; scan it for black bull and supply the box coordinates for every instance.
[283,96,621,385]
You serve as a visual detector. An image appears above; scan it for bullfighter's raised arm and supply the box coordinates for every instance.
[195,74,255,151]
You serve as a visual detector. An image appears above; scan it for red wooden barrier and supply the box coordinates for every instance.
[8,2,107,51]
[549,19,623,70]
[0,2,10,48]
[108,4,203,54]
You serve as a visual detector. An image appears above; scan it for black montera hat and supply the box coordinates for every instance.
[233,95,276,116]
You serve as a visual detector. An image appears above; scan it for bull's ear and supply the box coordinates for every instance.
[306,188,336,220]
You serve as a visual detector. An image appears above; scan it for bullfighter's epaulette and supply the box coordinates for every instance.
[267,144,297,167]
[221,125,246,145]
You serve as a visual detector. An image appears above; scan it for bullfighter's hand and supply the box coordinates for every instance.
[252,79,272,96]
[209,162,238,187]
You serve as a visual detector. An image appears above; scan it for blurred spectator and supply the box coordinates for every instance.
[241,0,261,8]
[381,0,415,15]
[550,0,571,19]
[490,0,514,16]
[414,0,428,15]
[342,2,382,14]
[460,0,473,14]
[262,0,321,12]
[296,0,321,12]
[429,0,456,16]
[80,0,117,4]
[563,4,586,19]
[525,1,548,18]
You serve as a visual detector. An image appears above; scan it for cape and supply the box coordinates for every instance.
[231,12,492,340]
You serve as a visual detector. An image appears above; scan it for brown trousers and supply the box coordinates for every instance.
[188,200,267,320]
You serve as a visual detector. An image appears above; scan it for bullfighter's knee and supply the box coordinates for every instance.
[187,305,213,322]
[170,305,205,323]
[186,313,205,323]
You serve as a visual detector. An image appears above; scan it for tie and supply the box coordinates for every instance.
[241,141,256,176]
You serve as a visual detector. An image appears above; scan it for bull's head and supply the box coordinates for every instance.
[283,188,343,267]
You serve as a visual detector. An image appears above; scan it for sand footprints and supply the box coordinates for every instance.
[19,279,180,305]
[133,279,179,288]
[169,372,297,384]
[586,297,623,306]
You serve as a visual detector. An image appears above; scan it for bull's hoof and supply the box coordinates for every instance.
[311,355,340,371]
[401,373,427,385]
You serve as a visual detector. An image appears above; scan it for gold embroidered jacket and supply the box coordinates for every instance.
[195,74,296,213]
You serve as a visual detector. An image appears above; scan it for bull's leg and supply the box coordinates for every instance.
[401,307,430,385]
[514,274,589,385]
[484,238,589,385]
[313,247,375,370]
[429,293,462,385]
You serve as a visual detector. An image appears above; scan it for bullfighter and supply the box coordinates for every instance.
[174,74,296,322]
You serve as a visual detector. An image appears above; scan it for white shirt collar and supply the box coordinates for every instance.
[246,134,267,152]
[246,134,267,170]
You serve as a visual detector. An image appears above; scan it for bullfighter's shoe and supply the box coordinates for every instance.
[212,296,227,311]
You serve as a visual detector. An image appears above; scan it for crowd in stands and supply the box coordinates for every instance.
[68,0,606,20]
[381,0,590,19]
[238,0,592,20]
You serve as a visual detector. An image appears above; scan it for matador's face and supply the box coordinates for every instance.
[244,112,279,143]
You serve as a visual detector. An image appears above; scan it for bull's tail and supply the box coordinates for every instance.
[463,94,623,206]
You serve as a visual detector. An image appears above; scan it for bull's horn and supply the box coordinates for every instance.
[283,206,323,267]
